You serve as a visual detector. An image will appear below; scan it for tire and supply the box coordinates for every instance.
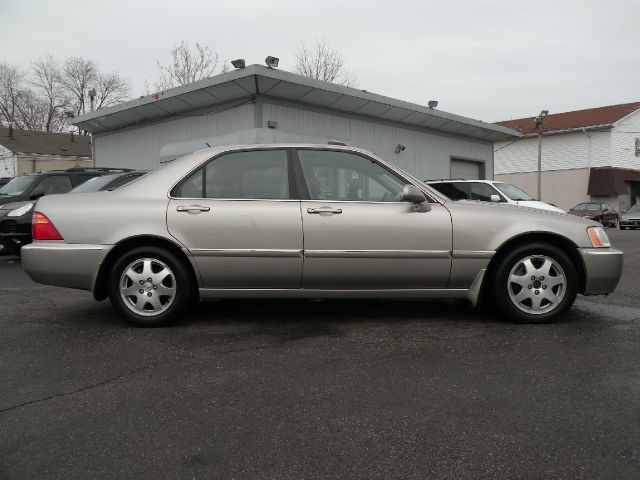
[492,243,578,323]
[108,246,191,327]
[609,218,618,228]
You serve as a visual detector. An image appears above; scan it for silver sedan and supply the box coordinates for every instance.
[22,145,623,327]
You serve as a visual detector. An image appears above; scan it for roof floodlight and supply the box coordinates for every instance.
[265,56,279,68]
[231,59,246,69]
[428,100,438,109]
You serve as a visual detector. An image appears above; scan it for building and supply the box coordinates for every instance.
[70,64,519,181]
[0,126,92,178]
[495,102,640,211]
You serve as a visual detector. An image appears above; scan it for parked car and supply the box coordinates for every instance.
[22,145,622,327]
[0,168,132,207]
[568,202,619,228]
[425,179,565,213]
[619,204,640,230]
[0,170,144,255]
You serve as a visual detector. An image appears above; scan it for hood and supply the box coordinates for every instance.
[621,211,640,220]
[569,210,600,218]
[515,200,565,213]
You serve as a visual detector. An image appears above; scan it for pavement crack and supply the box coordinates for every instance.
[0,362,158,415]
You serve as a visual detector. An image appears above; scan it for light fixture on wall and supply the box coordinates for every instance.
[265,56,279,68]
[396,144,406,153]
[231,59,246,69]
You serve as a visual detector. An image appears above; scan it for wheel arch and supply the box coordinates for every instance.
[483,232,587,295]
[93,235,200,301]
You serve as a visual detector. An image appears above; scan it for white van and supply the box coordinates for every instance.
[426,179,565,213]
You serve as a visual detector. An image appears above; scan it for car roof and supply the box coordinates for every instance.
[425,179,504,184]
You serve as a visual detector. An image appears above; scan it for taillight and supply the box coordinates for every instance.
[32,212,64,241]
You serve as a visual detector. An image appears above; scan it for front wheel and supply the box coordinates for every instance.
[108,246,191,327]
[492,243,578,323]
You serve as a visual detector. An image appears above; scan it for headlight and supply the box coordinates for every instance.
[587,226,611,248]
[7,203,34,217]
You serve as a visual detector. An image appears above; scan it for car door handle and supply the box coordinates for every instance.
[176,205,211,213]
[307,207,342,214]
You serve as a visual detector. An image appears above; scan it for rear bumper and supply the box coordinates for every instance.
[578,247,623,295]
[21,241,112,291]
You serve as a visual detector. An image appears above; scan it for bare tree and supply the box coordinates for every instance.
[95,71,129,109]
[60,57,97,117]
[31,55,68,132]
[0,63,26,128]
[153,41,228,90]
[0,56,130,133]
[294,39,356,87]
[13,90,49,131]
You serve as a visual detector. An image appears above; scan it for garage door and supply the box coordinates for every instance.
[450,159,482,180]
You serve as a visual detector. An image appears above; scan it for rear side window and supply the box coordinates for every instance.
[174,150,289,199]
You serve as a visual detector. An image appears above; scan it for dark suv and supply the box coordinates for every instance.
[0,168,131,254]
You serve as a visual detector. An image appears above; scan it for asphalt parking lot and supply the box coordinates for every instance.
[1,229,639,479]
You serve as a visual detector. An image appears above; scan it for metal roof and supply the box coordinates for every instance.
[71,64,520,141]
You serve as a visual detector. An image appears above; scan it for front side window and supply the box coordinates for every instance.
[298,150,405,202]
[175,150,289,199]
[494,183,535,201]
[36,176,73,195]
[467,183,501,201]
[430,182,502,202]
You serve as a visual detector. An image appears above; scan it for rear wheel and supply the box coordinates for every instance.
[493,243,578,323]
[108,246,191,327]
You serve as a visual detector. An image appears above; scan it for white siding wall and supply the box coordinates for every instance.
[610,109,640,169]
[0,145,16,177]
[93,104,255,169]
[494,130,611,174]
[262,103,494,180]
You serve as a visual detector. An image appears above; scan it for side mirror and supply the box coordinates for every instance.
[490,194,501,202]
[402,184,430,212]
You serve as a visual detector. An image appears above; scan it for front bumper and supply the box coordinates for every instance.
[578,247,624,295]
[620,219,640,228]
[22,241,112,291]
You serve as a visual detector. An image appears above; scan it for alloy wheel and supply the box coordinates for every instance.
[507,255,566,315]
[119,257,176,316]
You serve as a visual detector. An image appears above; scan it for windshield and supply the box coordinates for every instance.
[494,183,535,201]
[0,176,36,196]
[627,204,640,214]
[573,203,601,211]
[70,174,119,193]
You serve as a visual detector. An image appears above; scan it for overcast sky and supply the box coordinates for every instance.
[3,0,639,122]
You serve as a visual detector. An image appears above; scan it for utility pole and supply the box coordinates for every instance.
[535,110,549,200]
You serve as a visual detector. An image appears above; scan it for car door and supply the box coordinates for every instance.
[296,149,452,289]
[167,149,303,289]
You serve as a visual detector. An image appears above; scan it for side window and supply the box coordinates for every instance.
[467,183,500,201]
[175,150,289,199]
[109,175,139,190]
[298,150,405,202]
[36,176,73,195]
[75,174,101,186]
[430,182,469,200]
